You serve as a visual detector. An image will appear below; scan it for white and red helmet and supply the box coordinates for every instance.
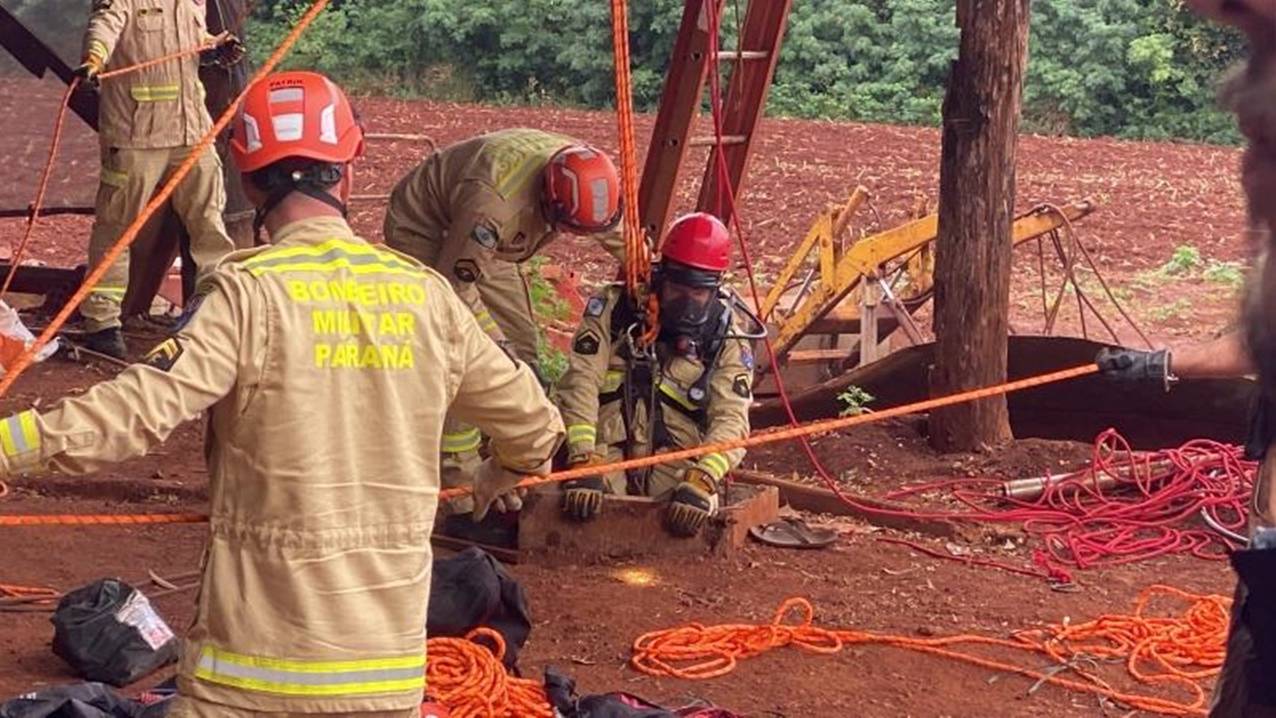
[541,145,621,234]
[230,71,364,173]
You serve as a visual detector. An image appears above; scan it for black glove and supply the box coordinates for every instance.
[665,468,719,537]
[73,59,102,89]
[201,34,245,68]
[561,472,607,522]
[1095,347,1173,390]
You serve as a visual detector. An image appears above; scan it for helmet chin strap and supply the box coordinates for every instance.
[252,165,348,244]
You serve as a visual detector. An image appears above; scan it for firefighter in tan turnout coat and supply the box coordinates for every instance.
[0,72,563,716]
[556,213,755,536]
[383,128,625,516]
[74,0,244,358]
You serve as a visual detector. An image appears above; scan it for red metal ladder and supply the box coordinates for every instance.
[637,0,793,245]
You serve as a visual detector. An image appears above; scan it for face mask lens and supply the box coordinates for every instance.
[660,283,711,328]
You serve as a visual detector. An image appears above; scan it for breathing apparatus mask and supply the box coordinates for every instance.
[654,260,723,358]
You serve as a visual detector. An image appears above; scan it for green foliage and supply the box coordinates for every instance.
[537,338,569,385]
[525,257,571,322]
[837,385,875,416]
[1025,0,1242,142]
[524,256,570,384]
[244,0,1246,143]
[1159,244,1203,275]
[1203,260,1245,289]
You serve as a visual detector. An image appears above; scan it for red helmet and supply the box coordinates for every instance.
[230,71,364,173]
[541,145,621,234]
[660,213,731,274]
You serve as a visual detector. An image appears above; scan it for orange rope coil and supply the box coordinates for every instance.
[426,628,552,718]
[631,589,1228,717]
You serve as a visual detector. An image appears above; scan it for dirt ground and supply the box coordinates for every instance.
[0,78,1252,715]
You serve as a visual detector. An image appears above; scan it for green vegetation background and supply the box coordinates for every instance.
[243,0,1245,144]
[1,0,1244,143]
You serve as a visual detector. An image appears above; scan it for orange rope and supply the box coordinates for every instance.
[609,0,649,302]
[426,628,553,718]
[0,512,207,527]
[631,590,1228,717]
[97,38,223,80]
[0,0,331,401]
[1,79,80,297]
[0,363,1100,526]
[443,362,1101,497]
[0,583,59,603]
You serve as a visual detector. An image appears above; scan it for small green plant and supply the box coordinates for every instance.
[1203,260,1245,290]
[524,258,573,388]
[537,338,569,387]
[837,385,875,417]
[1148,298,1193,322]
[1158,245,1202,276]
[525,257,572,322]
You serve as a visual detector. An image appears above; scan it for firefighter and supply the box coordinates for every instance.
[72,0,244,359]
[555,213,757,537]
[1096,333,1272,717]
[0,71,563,717]
[383,128,623,517]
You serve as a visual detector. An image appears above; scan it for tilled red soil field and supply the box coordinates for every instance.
[0,78,1250,342]
[0,77,1254,716]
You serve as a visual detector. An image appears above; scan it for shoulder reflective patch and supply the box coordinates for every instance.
[172,293,206,333]
[573,329,600,356]
[143,338,184,373]
[471,224,499,250]
[585,296,606,318]
[740,344,754,371]
[732,373,751,399]
[453,259,480,283]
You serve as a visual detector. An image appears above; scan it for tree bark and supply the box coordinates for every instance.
[928,0,1030,452]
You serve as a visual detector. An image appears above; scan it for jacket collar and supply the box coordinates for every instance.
[268,216,359,246]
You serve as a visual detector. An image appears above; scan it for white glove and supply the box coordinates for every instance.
[472,458,530,521]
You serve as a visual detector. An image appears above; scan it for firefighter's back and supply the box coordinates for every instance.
[180,216,462,715]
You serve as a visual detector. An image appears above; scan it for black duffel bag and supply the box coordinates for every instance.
[51,580,178,687]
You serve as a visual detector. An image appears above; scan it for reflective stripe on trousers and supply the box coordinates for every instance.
[194,646,425,697]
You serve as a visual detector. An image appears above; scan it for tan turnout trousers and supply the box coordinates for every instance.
[82,144,234,331]
[167,696,418,718]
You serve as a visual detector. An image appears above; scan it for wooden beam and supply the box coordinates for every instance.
[732,469,959,537]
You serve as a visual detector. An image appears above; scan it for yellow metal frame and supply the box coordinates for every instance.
[767,196,1096,358]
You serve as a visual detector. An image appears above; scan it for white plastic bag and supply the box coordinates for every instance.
[0,300,57,375]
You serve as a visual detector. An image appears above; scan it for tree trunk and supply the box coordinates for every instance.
[928,0,1030,452]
